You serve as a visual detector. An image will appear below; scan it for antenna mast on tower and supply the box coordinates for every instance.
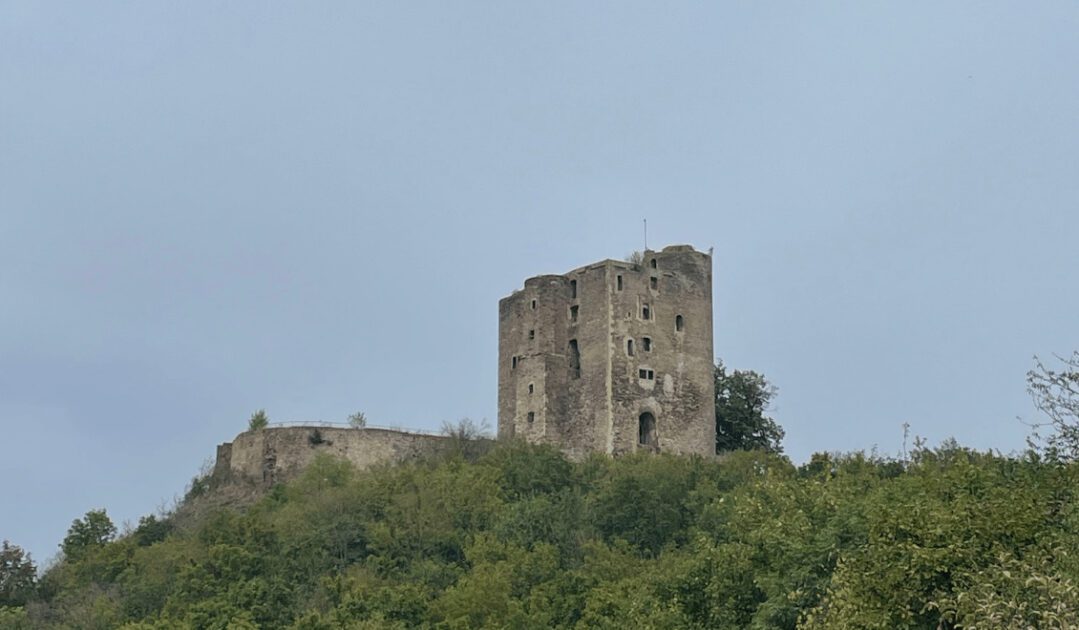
[643,218,648,250]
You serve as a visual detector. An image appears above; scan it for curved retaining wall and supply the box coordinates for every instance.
[212,426,450,486]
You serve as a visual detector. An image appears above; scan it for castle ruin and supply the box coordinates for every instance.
[498,245,715,459]
[212,244,716,489]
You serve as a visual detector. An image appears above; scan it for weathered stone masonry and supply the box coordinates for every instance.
[212,426,449,486]
[498,245,715,459]
[211,245,715,487]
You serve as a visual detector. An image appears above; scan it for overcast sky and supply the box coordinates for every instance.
[3,2,1078,563]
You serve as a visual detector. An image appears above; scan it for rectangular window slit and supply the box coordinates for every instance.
[568,339,580,379]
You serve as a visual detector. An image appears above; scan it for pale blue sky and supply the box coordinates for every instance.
[3,2,1078,563]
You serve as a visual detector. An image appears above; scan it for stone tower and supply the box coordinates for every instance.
[498,245,715,460]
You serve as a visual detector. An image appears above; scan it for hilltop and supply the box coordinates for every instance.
[3,439,1078,629]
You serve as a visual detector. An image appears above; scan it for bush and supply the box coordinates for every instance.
[248,409,269,431]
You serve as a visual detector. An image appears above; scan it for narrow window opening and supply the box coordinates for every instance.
[650,276,658,290]
[531,299,537,310]
[528,383,534,394]
[568,339,581,379]
[642,337,652,352]
[570,305,579,322]
[638,368,654,380]
[627,339,635,356]
[616,275,623,291]
[638,412,657,447]
[512,356,518,369]
[676,314,684,332]
[528,329,535,340]
[642,304,651,320]
[570,279,577,299]
[527,412,535,423]
[650,258,657,269]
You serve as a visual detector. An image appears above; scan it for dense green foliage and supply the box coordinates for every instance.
[249,410,270,432]
[714,360,785,454]
[60,509,116,563]
[10,441,1079,629]
[0,541,36,608]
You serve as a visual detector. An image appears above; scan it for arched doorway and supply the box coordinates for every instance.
[638,412,657,450]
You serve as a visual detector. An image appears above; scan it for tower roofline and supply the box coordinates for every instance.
[505,244,710,293]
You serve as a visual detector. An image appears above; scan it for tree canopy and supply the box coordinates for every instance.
[9,440,1078,628]
[59,509,115,562]
[1027,352,1079,460]
[714,359,785,454]
[0,541,36,608]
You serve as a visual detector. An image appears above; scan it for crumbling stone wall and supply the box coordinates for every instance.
[498,245,716,459]
[212,426,450,487]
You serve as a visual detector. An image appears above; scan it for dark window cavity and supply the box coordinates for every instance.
[570,305,579,322]
[569,339,581,379]
[639,412,657,447]
[512,356,518,369]
[642,304,651,320]
[570,279,577,299]
[527,412,535,423]
[627,339,635,356]
[528,329,535,340]
[616,275,623,291]
[650,258,657,269]
[642,337,652,352]
[638,368,654,380]
[531,299,537,310]
[528,383,534,394]
[676,314,684,332]
[650,276,658,290]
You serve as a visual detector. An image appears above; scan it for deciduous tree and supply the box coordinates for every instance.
[1027,352,1079,460]
[714,360,785,454]
[61,509,116,561]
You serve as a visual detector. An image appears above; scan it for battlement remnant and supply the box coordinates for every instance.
[212,426,451,487]
[498,245,715,460]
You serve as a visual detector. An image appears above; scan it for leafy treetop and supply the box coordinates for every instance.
[714,359,785,454]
